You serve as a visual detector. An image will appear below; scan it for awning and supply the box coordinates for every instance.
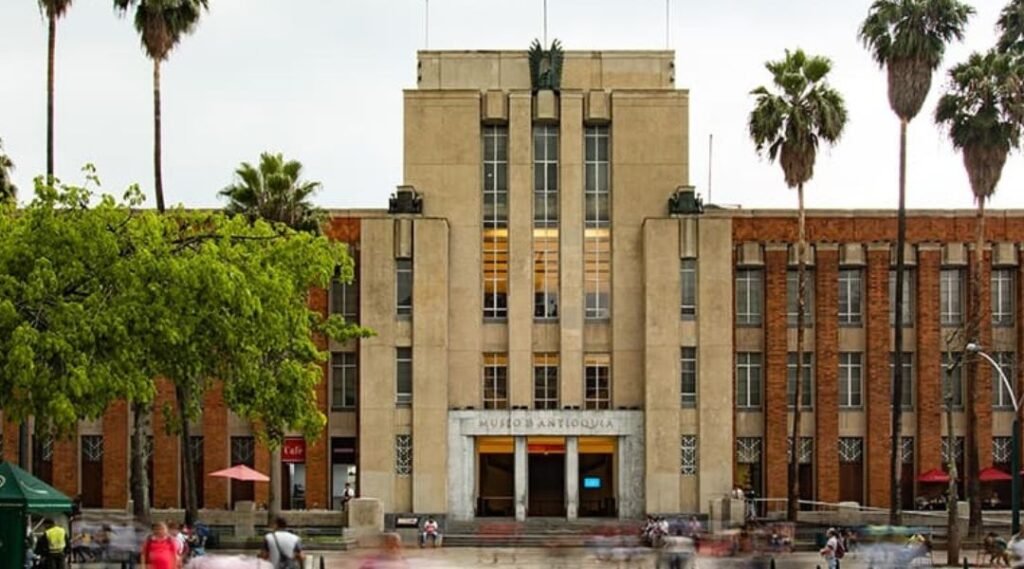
[980,467,1013,482]
[0,461,73,513]
[917,468,951,483]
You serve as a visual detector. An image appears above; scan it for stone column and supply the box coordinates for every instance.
[515,436,528,520]
[566,436,579,519]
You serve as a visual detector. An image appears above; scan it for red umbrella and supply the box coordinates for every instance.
[980,467,1013,482]
[917,468,951,483]
[208,464,270,482]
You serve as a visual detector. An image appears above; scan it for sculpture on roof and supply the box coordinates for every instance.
[528,39,564,92]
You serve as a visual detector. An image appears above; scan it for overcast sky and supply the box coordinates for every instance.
[0,0,1021,210]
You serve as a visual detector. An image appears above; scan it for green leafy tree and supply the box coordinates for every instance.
[0,139,15,205]
[220,152,323,233]
[859,0,973,526]
[38,0,73,181]
[749,48,847,523]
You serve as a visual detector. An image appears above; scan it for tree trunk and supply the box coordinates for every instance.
[891,118,908,525]
[967,198,987,536]
[46,13,55,182]
[153,58,165,214]
[269,448,282,523]
[130,401,151,524]
[177,384,198,526]
[788,182,806,523]
[946,363,961,566]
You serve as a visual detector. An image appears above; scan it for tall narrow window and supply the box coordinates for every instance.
[940,269,963,326]
[735,269,763,326]
[786,352,814,408]
[994,352,1015,408]
[681,258,697,318]
[681,347,697,407]
[395,435,412,476]
[534,125,559,319]
[838,269,863,326]
[331,258,359,324]
[331,352,357,410]
[483,126,509,319]
[736,352,763,409]
[396,347,412,406]
[838,352,863,408]
[942,352,964,408]
[584,354,611,409]
[584,126,610,319]
[786,270,815,327]
[534,353,559,410]
[993,269,1015,326]
[889,269,914,325]
[483,353,509,409]
[890,353,914,408]
[396,259,413,316]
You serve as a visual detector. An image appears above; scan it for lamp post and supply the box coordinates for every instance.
[966,342,1021,534]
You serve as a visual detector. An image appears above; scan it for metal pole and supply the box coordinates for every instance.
[543,0,548,45]
[1013,415,1020,534]
[18,421,28,469]
[424,0,429,49]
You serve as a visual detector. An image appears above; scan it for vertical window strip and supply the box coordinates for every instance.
[838,352,863,408]
[396,259,413,316]
[681,347,697,407]
[681,258,697,318]
[942,353,964,409]
[396,347,413,405]
[331,352,357,410]
[584,353,611,409]
[483,353,509,409]
[889,352,914,409]
[838,269,863,325]
[533,353,559,410]
[736,269,763,326]
[534,125,559,319]
[993,269,1015,326]
[786,352,814,409]
[736,352,763,409]
[483,126,509,319]
[889,269,914,325]
[940,269,963,326]
[584,126,610,319]
[786,270,815,327]
[993,352,1016,408]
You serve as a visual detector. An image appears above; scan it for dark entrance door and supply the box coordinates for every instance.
[478,453,514,517]
[798,464,814,510]
[579,453,615,517]
[81,435,103,508]
[528,453,565,517]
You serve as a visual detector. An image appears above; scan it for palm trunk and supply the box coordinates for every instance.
[967,198,987,536]
[46,13,55,182]
[269,448,282,522]
[153,58,165,214]
[177,384,198,526]
[130,401,151,524]
[946,364,961,565]
[891,118,908,525]
[788,182,806,523]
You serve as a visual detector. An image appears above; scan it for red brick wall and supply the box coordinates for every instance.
[732,215,1024,243]
[916,248,942,480]
[202,384,229,510]
[764,247,789,504]
[815,247,839,504]
[52,432,77,497]
[2,417,19,464]
[255,443,270,507]
[102,401,128,509]
[866,247,892,508]
[151,379,180,508]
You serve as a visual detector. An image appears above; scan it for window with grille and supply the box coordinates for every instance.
[838,269,863,325]
[230,436,255,466]
[395,435,412,476]
[994,437,1013,464]
[331,352,358,410]
[189,436,204,464]
[534,125,559,319]
[942,353,964,409]
[483,125,509,319]
[786,352,814,409]
[888,270,914,325]
[787,437,813,464]
[889,353,914,409]
[584,354,611,409]
[36,434,54,462]
[901,437,914,464]
[534,353,559,410]
[681,347,697,407]
[941,436,964,464]
[330,258,359,323]
[838,352,863,408]
[82,435,103,463]
[396,348,412,406]
[838,438,863,463]
[584,126,610,320]
[737,438,762,464]
[681,258,697,318]
[994,352,1016,409]
[993,269,1015,326]
[483,353,509,409]
[940,269,963,326]
[681,435,698,475]
[736,352,763,409]
[735,269,763,326]
[786,270,814,327]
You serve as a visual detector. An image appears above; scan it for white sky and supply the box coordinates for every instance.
[0,0,1020,210]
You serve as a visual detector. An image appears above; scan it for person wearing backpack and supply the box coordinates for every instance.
[820,528,844,569]
[259,517,304,569]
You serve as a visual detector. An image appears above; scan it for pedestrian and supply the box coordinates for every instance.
[820,528,844,569]
[141,522,179,569]
[259,517,304,569]
[34,518,68,569]
[419,517,441,548]
[168,521,188,558]
[342,483,355,510]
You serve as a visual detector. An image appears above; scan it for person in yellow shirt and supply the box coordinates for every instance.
[37,519,67,569]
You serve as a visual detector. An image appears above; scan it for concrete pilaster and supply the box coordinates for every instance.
[509,93,533,408]
[566,436,579,519]
[515,436,528,520]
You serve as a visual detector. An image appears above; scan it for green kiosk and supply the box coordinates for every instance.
[0,460,73,569]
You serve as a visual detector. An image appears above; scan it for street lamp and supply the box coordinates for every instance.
[966,342,1022,534]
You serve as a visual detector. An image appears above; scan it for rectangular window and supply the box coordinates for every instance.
[584,354,611,410]
[483,353,509,410]
[395,435,412,476]
[889,269,914,326]
[994,352,1016,409]
[993,269,1015,326]
[838,352,863,408]
[681,258,697,318]
[396,347,412,406]
[680,435,698,475]
[681,347,697,407]
[483,125,509,319]
[786,352,814,409]
[942,352,964,409]
[331,352,357,410]
[533,353,559,410]
[736,352,763,409]
[940,269,964,326]
[838,269,863,326]
[533,125,559,320]
[330,261,359,323]
[941,436,964,464]
[786,270,815,327]
[890,352,914,409]
[396,259,413,316]
[534,229,559,319]
[735,269,764,326]
[994,437,1013,463]
[584,126,610,320]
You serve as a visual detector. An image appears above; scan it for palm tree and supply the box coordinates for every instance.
[0,138,16,205]
[859,0,974,526]
[937,48,1023,538]
[113,0,209,214]
[749,48,848,523]
[998,0,1024,53]
[38,0,73,182]
[220,152,322,233]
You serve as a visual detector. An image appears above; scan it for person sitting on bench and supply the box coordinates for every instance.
[419,517,442,548]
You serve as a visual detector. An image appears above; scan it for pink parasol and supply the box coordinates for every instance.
[979,467,1013,482]
[917,468,951,483]
[208,464,269,482]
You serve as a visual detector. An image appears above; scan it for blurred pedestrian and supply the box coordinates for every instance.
[142,522,180,569]
[259,517,303,569]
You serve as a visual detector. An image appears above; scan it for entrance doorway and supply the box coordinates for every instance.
[579,436,616,517]
[477,437,514,517]
[528,437,565,517]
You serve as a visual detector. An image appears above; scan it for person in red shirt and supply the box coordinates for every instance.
[141,522,180,569]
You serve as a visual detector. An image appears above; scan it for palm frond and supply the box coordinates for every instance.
[220,152,322,233]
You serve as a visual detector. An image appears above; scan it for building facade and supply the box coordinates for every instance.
[3,49,1024,520]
